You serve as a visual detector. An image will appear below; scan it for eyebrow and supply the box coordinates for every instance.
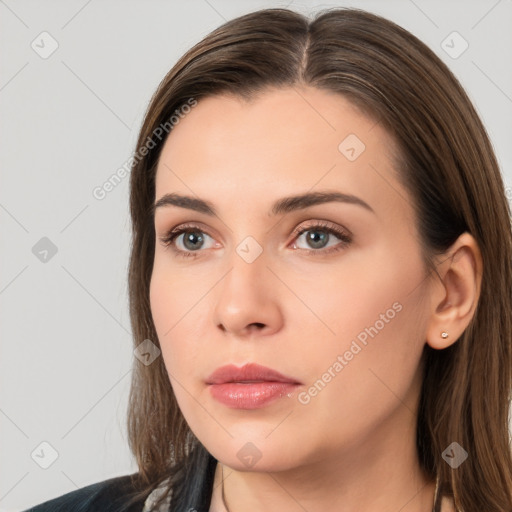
[153,190,374,217]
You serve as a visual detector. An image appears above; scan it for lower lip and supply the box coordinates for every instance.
[208,382,300,409]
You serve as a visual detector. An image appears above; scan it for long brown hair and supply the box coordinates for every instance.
[124,7,512,511]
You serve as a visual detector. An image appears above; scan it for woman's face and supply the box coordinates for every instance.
[150,86,433,471]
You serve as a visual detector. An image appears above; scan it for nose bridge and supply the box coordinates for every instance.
[223,220,269,284]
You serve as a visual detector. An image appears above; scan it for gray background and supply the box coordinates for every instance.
[1,0,511,510]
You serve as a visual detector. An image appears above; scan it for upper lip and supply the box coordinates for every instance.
[206,363,302,385]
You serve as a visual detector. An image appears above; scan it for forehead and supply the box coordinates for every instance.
[154,86,405,216]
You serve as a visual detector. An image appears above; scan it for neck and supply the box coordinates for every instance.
[210,410,436,512]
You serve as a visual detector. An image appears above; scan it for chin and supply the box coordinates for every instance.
[202,432,309,473]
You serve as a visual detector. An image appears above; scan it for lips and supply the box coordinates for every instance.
[206,363,302,409]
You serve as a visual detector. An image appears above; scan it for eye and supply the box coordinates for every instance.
[158,223,217,259]
[290,221,352,255]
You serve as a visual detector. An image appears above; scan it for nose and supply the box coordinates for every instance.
[213,248,284,338]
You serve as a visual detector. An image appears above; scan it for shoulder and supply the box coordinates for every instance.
[22,472,147,512]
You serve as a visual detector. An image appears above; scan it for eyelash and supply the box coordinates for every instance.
[158,221,352,259]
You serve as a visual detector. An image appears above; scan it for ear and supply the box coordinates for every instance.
[426,232,483,350]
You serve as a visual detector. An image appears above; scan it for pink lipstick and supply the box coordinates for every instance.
[206,363,301,409]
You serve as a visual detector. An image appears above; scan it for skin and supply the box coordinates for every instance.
[150,86,481,512]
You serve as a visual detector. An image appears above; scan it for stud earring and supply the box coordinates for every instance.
[441,332,448,339]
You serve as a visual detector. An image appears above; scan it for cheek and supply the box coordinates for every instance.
[285,242,426,351]
[291,247,429,443]
[149,253,202,340]
[149,262,207,389]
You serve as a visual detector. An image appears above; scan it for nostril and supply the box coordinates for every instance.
[217,322,266,333]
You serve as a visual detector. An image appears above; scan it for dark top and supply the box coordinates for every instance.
[23,447,218,512]
[22,473,147,512]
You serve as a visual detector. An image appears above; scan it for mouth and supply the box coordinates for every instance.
[205,363,302,409]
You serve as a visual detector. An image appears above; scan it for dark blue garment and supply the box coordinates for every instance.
[22,446,218,512]
[22,473,147,512]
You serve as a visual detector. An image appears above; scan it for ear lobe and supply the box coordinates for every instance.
[425,233,483,350]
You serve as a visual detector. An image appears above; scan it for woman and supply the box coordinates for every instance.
[25,6,512,512]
